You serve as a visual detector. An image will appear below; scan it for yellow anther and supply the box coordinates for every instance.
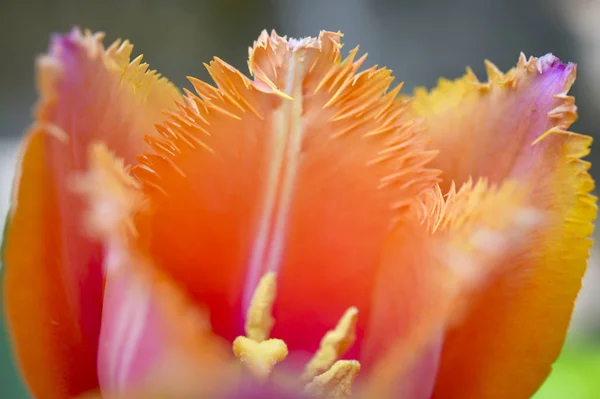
[245,272,277,342]
[234,273,360,395]
[232,336,288,381]
[304,360,361,399]
[301,307,359,382]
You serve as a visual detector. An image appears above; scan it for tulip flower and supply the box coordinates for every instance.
[2,28,596,399]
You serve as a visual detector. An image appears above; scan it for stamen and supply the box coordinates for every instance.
[301,307,359,382]
[245,272,277,342]
[232,273,361,397]
[305,360,361,399]
[232,336,288,381]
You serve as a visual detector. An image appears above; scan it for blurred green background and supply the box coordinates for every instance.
[0,0,599,397]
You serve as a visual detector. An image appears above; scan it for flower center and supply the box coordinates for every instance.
[232,272,361,398]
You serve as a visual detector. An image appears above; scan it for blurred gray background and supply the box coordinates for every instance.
[0,0,598,397]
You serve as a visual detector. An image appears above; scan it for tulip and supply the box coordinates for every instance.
[2,28,596,399]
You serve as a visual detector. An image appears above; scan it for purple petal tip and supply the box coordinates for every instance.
[537,53,576,75]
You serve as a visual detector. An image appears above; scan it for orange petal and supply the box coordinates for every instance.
[98,245,234,398]
[3,28,180,398]
[79,144,233,399]
[433,148,596,397]
[361,215,445,399]
[362,179,543,398]
[132,30,439,355]
[3,131,98,399]
[407,55,596,398]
